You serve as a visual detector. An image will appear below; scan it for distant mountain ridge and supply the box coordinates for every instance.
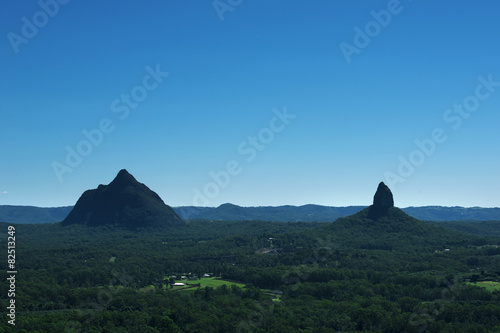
[0,205,73,224]
[2,204,499,224]
[178,203,366,222]
[402,206,500,221]
[176,203,500,222]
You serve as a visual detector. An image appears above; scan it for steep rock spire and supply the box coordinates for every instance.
[368,182,394,220]
[373,182,394,209]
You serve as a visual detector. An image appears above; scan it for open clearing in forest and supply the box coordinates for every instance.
[466,281,500,292]
[162,277,282,301]
[166,277,246,292]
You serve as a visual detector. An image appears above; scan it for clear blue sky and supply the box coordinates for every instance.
[1,0,499,208]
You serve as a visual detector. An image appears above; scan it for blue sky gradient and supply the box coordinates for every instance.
[1,0,499,208]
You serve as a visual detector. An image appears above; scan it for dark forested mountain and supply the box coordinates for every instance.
[61,169,184,229]
[312,182,479,251]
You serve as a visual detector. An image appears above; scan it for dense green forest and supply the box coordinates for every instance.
[1,214,500,332]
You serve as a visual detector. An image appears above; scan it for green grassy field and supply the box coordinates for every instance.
[166,277,247,292]
[261,289,283,302]
[466,281,500,292]
[198,277,246,289]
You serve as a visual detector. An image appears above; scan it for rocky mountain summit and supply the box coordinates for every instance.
[369,182,395,220]
[62,169,184,228]
[373,182,394,209]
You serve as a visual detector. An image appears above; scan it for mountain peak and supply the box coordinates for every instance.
[110,169,136,185]
[62,170,184,229]
[373,182,394,209]
[333,182,418,228]
[368,182,395,220]
[219,203,241,209]
[116,168,134,179]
